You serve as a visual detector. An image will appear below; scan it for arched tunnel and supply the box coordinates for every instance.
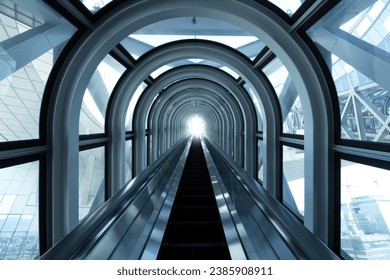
[0,0,390,260]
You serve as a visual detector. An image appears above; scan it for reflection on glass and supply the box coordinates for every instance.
[125,140,132,184]
[341,160,390,259]
[309,0,390,143]
[0,162,39,260]
[283,145,304,216]
[263,58,304,135]
[268,0,304,16]
[80,55,126,135]
[122,17,260,59]
[80,0,113,13]
[0,7,75,142]
[79,147,105,221]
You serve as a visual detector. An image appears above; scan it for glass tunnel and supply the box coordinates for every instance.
[0,0,390,260]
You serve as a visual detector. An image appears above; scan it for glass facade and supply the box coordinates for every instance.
[309,0,390,143]
[262,58,303,135]
[0,7,75,142]
[125,140,132,184]
[0,51,48,141]
[0,0,76,260]
[341,160,390,259]
[0,161,39,260]
[283,145,304,216]
[0,4,42,37]
[80,55,126,135]
[79,147,105,221]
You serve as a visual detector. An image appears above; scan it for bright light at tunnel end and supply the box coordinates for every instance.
[188,116,205,137]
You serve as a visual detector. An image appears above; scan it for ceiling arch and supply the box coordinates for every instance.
[143,78,244,171]
[151,88,237,164]
[107,40,280,189]
[133,64,256,166]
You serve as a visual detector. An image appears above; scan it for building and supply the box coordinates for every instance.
[0,0,389,260]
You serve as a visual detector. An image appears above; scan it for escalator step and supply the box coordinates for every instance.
[157,138,231,260]
[158,243,230,260]
[163,221,226,243]
[176,186,214,195]
[169,206,220,222]
[174,194,216,206]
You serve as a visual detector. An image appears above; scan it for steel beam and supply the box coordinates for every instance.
[0,21,75,81]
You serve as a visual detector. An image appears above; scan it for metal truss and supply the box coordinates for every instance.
[340,82,390,142]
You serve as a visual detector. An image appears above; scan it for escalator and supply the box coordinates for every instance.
[157,137,231,260]
[40,136,339,260]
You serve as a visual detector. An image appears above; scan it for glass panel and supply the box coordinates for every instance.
[80,0,113,13]
[0,4,75,142]
[122,17,261,60]
[219,66,240,79]
[283,96,304,135]
[268,0,305,16]
[0,161,39,260]
[263,58,303,135]
[149,59,242,80]
[125,140,132,184]
[127,33,193,58]
[308,0,390,143]
[196,34,258,55]
[283,145,304,216]
[243,83,263,131]
[150,65,174,79]
[341,160,390,259]
[340,1,389,49]
[0,11,41,41]
[125,82,148,131]
[79,147,105,221]
[80,55,126,135]
[149,61,242,81]
[257,139,264,183]
[262,58,289,96]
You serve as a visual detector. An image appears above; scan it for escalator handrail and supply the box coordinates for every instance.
[40,136,190,259]
[203,137,339,260]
